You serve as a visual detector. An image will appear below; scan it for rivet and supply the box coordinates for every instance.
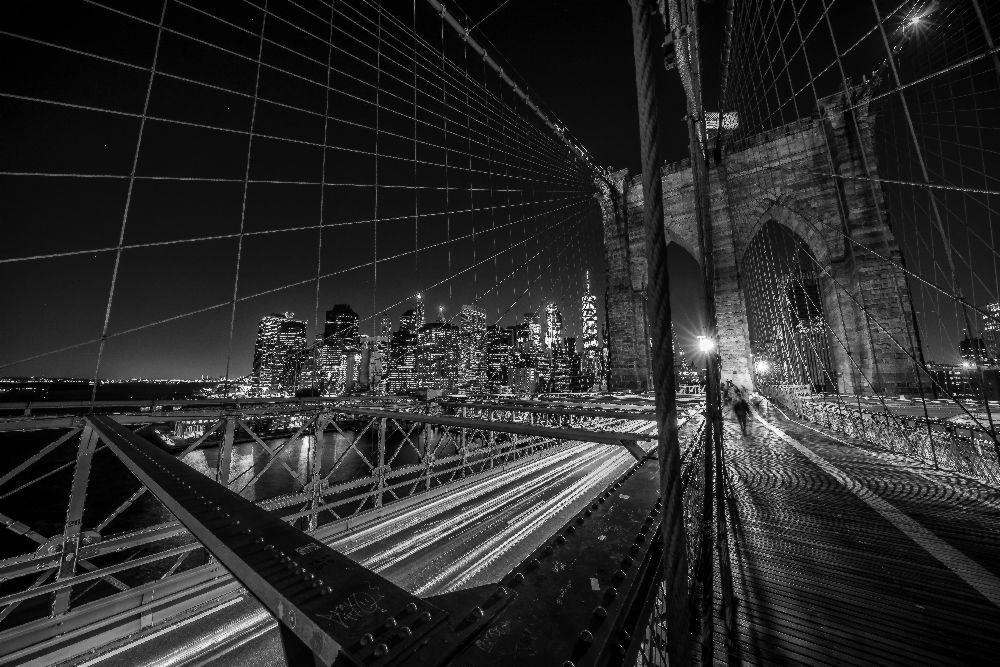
[622,556,633,568]
[385,617,398,630]
[544,545,553,555]
[567,526,576,534]
[614,569,627,580]
[398,627,413,638]
[556,535,566,544]
[530,558,541,569]
[585,510,592,517]
[494,586,508,599]
[579,629,594,644]
[405,602,418,614]
[606,586,618,599]
[419,611,432,623]
[373,643,389,658]
[575,517,584,525]
[511,572,525,584]
[322,586,333,595]
[360,633,374,646]
[468,606,484,620]
[562,662,576,667]
[598,496,606,504]
[593,606,608,619]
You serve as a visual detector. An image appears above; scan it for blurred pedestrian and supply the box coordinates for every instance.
[733,394,750,436]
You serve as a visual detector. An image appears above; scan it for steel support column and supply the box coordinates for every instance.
[50,425,100,617]
[217,416,236,488]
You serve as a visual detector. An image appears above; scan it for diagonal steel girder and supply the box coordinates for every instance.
[84,414,449,666]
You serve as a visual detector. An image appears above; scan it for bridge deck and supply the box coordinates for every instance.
[716,406,1000,665]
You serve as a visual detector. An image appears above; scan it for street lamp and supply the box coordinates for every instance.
[755,359,771,375]
[696,335,715,353]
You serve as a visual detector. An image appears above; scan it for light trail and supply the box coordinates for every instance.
[86,419,662,666]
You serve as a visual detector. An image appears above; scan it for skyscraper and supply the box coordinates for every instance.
[550,337,582,392]
[984,302,1000,363]
[484,325,513,392]
[416,321,460,390]
[321,304,360,392]
[386,327,418,394]
[252,313,308,395]
[581,272,602,391]
[459,305,487,388]
[544,303,563,348]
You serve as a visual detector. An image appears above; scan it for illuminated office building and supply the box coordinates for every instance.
[321,304,360,393]
[581,271,602,390]
[544,303,563,349]
[459,305,487,388]
[252,312,307,395]
[484,325,513,392]
[416,321,460,390]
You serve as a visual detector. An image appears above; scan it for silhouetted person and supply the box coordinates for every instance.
[733,395,750,436]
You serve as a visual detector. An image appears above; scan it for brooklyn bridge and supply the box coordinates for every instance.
[1,1,999,665]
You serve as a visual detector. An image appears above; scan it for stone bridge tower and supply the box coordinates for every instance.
[601,89,919,395]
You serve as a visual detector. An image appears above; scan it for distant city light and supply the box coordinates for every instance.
[696,336,715,353]
[910,15,921,26]
[961,360,973,369]
[755,359,771,375]
[416,292,423,299]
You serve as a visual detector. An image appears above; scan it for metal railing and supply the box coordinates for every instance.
[0,401,654,663]
[762,385,1000,487]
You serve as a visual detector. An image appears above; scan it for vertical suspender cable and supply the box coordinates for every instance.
[90,0,169,403]
[626,1,689,664]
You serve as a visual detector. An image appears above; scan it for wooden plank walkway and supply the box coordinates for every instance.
[714,405,1000,665]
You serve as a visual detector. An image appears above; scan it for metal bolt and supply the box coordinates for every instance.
[384,617,398,630]
[398,627,412,639]
[373,643,389,658]
[562,662,576,667]
[530,558,541,569]
[511,572,525,585]
[418,611,432,623]
[575,517,584,525]
[614,569,626,580]
[556,535,566,544]
[321,586,333,595]
[579,630,594,644]
[606,586,618,599]
[405,602,418,614]
[468,606,484,621]
[593,606,608,619]
[494,586,508,599]
[360,633,374,646]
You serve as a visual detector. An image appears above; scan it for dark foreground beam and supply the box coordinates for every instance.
[85,415,447,666]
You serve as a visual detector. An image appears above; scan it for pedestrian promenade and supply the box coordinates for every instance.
[714,404,1000,665]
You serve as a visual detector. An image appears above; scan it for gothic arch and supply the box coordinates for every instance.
[736,190,843,271]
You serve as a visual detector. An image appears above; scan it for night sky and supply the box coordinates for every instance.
[0,0,707,381]
[2,0,995,380]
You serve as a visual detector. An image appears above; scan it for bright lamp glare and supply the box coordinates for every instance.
[910,16,921,25]
[755,360,770,374]
[961,360,972,369]
[697,336,715,353]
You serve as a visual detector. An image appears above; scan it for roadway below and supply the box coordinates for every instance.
[63,420,658,667]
